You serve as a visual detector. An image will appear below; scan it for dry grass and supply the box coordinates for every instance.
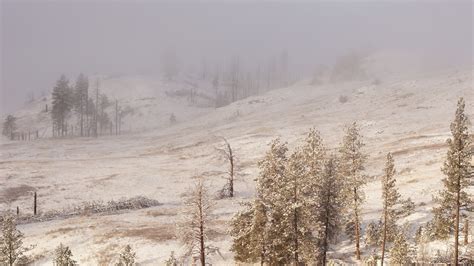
[99,224,176,243]
[46,226,78,237]
[392,142,446,156]
[146,208,178,217]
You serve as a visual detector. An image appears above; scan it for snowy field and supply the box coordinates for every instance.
[0,67,473,265]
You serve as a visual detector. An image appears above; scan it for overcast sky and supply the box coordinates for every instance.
[1,0,472,114]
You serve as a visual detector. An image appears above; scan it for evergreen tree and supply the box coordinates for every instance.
[255,138,291,264]
[389,231,412,265]
[230,199,268,264]
[318,155,345,265]
[164,251,178,266]
[299,129,327,262]
[283,148,319,264]
[116,244,136,266]
[74,74,88,137]
[339,122,368,260]
[51,75,73,137]
[179,178,214,266]
[0,215,26,266]
[380,152,401,265]
[98,94,111,134]
[2,115,17,140]
[364,221,382,248]
[53,243,76,266]
[432,97,472,265]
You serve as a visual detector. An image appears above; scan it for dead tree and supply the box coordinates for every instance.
[179,178,214,266]
[33,192,37,216]
[217,137,235,198]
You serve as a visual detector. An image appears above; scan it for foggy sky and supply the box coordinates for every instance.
[1,0,472,115]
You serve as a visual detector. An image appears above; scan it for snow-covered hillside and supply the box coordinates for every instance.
[0,66,473,265]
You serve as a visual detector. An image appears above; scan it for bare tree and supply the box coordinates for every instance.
[228,56,240,102]
[217,138,235,198]
[179,178,215,266]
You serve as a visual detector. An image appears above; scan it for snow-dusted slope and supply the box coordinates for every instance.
[4,74,217,138]
[0,67,472,264]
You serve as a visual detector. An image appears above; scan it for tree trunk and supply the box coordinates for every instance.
[381,203,388,266]
[80,103,84,137]
[198,189,205,266]
[322,189,331,266]
[454,177,460,266]
[354,188,361,260]
[34,192,37,215]
[293,173,299,264]
[226,140,234,197]
[464,218,469,245]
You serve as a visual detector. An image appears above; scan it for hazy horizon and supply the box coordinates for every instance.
[1,0,472,115]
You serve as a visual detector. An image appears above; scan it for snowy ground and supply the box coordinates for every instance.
[0,66,473,265]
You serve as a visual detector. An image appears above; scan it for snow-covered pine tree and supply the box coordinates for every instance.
[74,73,89,137]
[364,220,382,248]
[339,122,368,260]
[283,148,320,264]
[299,129,327,258]
[116,244,136,266]
[432,97,472,265]
[179,178,214,266]
[53,243,76,266]
[255,138,291,264]
[380,152,401,266]
[0,214,26,266]
[164,251,178,266]
[415,225,431,264]
[230,199,267,264]
[389,231,412,265]
[318,154,346,265]
[52,75,73,137]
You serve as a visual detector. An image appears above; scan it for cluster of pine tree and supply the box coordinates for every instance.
[230,127,358,264]
[50,74,126,138]
[229,98,472,265]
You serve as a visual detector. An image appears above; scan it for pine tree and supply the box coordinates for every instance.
[51,75,73,137]
[432,97,472,265]
[255,138,291,264]
[179,178,214,266]
[230,199,268,264]
[53,243,76,266]
[232,138,307,264]
[299,129,327,262]
[74,74,88,137]
[0,215,26,266]
[318,155,346,265]
[364,221,382,248]
[164,251,178,266]
[389,231,412,265]
[339,122,368,260]
[116,244,136,266]
[283,148,320,264]
[380,152,401,266]
[2,115,17,140]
